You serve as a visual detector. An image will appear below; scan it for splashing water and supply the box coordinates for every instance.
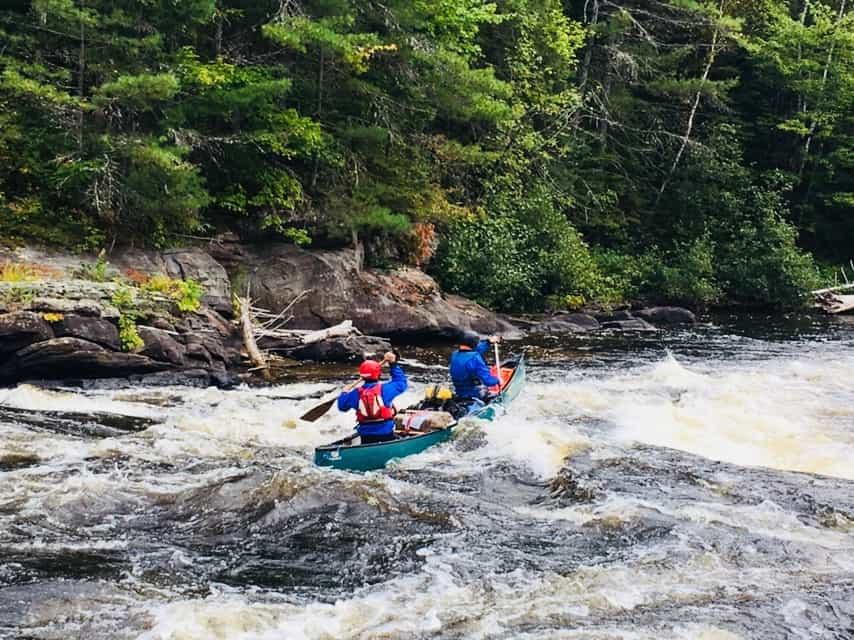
[1,315,853,639]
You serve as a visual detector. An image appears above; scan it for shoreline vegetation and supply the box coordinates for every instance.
[1,1,852,314]
[0,241,702,388]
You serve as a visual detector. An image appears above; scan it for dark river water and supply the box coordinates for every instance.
[1,314,853,639]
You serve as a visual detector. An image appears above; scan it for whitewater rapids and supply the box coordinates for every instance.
[1,315,852,639]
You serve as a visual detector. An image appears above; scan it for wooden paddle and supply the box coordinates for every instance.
[493,339,502,389]
[300,379,362,422]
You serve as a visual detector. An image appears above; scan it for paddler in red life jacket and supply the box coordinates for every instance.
[337,351,408,444]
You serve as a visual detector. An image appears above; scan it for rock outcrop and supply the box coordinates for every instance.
[5,337,168,380]
[237,244,513,339]
[634,306,697,326]
[600,318,657,332]
[54,314,121,350]
[0,312,54,357]
[0,243,702,387]
[0,280,240,387]
[112,247,232,316]
[530,313,600,333]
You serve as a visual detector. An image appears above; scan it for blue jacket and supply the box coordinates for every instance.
[449,341,499,399]
[337,363,408,435]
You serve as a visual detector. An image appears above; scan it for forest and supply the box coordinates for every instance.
[0,0,852,311]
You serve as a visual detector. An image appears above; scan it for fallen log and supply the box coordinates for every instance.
[238,295,272,380]
[814,293,854,315]
[300,320,359,345]
[811,283,854,295]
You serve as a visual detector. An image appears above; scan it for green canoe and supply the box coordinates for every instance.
[314,354,526,472]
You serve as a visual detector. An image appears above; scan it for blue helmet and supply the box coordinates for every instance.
[459,330,480,349]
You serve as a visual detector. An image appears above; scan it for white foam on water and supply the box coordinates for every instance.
[509,626,743,640]
[667,499,854,553]
[0,422,93,464]
[512,494,650,527]
[154,385,431,456]
[475,409,591,479]
[136,541,786,640]
[0,383,165,419]
[670,625,744,640]
[524,352,854,480]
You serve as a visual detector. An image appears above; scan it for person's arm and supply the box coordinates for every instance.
[469,354,499,387]
[383,363,407,400]
[382,352,408,400]
[337,388,359,412]
[475,340,490,355]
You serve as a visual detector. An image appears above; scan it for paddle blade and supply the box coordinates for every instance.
[300,397,337,422]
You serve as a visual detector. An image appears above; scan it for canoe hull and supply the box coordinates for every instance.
[314,354,526,472]
[314,427,454,472]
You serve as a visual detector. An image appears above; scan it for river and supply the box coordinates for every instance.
[1,314,853,639]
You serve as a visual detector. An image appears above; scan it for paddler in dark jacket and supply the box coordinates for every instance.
[338,351,407,444]
[449,331,500,400]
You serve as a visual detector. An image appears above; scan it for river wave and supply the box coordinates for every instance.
[2,315,853,639]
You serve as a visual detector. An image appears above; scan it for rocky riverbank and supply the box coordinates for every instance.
[0,242,697,387]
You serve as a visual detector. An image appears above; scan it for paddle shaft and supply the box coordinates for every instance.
[299,378,362,422]
[493,340,501,387]
[299,357,392,422]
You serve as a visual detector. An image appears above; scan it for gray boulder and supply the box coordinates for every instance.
[126,368,239,389]
[532,313,600,333]
[54,314,120,350]
[258,332,392,363]
[595,309,634,323]
[635,306,697,326]
[600,318,657,332]
[2,337,168,382]
[244,244,513,339]
[112,247,232,316]
[286,335,393,363]
[0,312,54,357]
[163,248,232,316]
[137,326,185,365]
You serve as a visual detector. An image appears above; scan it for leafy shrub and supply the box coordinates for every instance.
[110,286,137,313]
[173,279,204,313]
[432,196,606,311]
[0,262,39,282]
[715,210,820,306]
[72,250,111,282]
[0,285,34,309]
[111,286,144,352]
[593,242,722,309]
[141,275,204,313]
[653,236,722,308]
[117,314,144,352]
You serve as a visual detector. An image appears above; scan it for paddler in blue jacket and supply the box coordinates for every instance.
[338,351,408,444]
[449,331,501,401]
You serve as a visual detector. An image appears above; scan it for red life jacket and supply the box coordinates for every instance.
[356,384,396,423]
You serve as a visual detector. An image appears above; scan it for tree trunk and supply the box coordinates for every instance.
[655,2,724,205]
[311,48,325,189]
[77,1,85,153]
[301,320,358,345]
[239,296,272,380]
[798,0,847,180]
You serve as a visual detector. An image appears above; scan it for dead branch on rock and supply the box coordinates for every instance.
[813,292,854,315]
[238,292,272,380]
[237,283,361,376]
[812,260,854,313]
[301,320,360,344]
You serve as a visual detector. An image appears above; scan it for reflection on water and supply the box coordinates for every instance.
[1,314,853,639]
